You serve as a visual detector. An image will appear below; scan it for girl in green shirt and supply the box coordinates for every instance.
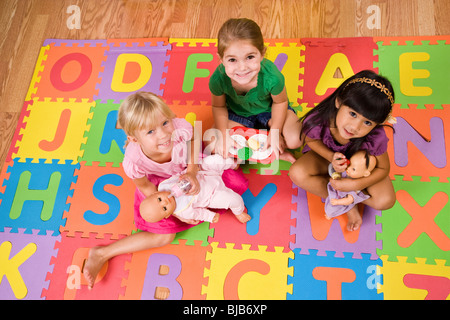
[209,18,302,163]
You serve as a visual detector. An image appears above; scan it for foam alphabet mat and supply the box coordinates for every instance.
[0,36,449,300]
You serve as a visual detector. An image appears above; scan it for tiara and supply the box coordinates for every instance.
[345,77,396,124]
[345,77,395,107]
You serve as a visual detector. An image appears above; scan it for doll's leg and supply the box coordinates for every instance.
[289,151,330,199]
[363,176,396,211]
[83,232,175,289]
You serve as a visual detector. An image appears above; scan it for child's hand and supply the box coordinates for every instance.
[180,171,200,195]
[332,152,349,173]
[174,214,200,225]
[214,131,234,159]
[329,177,358,193]
[267,130,286,159]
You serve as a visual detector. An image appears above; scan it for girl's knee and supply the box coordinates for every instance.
[289,161,307,186]
[371,193,396,211]
[158,233,176,247]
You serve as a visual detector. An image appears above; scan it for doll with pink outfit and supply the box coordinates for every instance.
[140,155,251,224]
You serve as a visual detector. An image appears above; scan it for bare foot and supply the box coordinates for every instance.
[235,212,251,223]
[346,207,362,231]
[279,151,296,163]
[82,246,107,289]
[212,213,220,223]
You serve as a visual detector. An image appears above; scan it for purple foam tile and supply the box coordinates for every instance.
[290,185,381,259]
[0,228,60,300]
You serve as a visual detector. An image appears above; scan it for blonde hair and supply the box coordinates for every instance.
[118,92,176,138]
[217,18,265,58]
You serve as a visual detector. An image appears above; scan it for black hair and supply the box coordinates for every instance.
[299,70,395,157]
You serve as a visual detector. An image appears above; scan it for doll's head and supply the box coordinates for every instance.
[346,150,376,179]
[140,191,176,223]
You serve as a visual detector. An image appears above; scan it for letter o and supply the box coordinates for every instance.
[50,53,92,91]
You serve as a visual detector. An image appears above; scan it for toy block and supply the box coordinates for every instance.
[379,255,450,300]
[95,39,171,103]
[120,240,208,300]
[300,37,377,108]
[42,231,130,300]
[32,41,108,102]
[374,37,450,108]
[210,169,296,252]
[203,242,293,300]
[62,162,136,239]
[288,249,383,300]
[13,98,94,164]
[0,159,78,236]
[377,176,450,266]
[0,228,59,300]
[162,39,219,105]
[79,100,126,167]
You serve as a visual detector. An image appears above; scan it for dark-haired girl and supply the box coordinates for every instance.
[289,70,396,231]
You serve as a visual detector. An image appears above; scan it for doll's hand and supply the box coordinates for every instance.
[332,152,349,173]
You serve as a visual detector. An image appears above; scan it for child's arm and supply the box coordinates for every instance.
[330,152,390,193]
[268,88,288,154]
[211,93,232,158]
[305,137,348,172]
[133,176,157,198]
[181,123,201,195]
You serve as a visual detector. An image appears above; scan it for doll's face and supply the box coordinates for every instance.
[143,191,176,223]
[346,151,375,179]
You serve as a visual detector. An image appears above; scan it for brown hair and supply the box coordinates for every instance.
[217,18,265,58]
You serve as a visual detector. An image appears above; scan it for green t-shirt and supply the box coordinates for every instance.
[209,58,285,117]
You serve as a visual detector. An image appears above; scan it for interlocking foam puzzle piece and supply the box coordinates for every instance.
[203,242,293,300]
[13,98,94,164]
[25,45,49,101]
[300,37,377,107]
[42,231,130,300]
[0,228,59,300]
[0,158,78,236]
[387,104,450,182]
[377,175,450,266]
[95,38,171,103]
[210,169,295,252]
[120,239,208,300]
[379,255,450,300]
[291,186,381,260]
[374,36,450,109]
[169,100,214,137]
[5,100,31,163]
[288,249,382,300]
[162,39,219,105]
[79,100,126,167]
[172,220,214,247]
[265,39,305,109]
[32,40,108,102]
[62,162,136,239]
[240,159,292,175]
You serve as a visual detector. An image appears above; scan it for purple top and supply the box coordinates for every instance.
[302,120,389,156]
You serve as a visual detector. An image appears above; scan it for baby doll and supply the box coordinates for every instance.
[325,150,376,219]
[140,155,251,224]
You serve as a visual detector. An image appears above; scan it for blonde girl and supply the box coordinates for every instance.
[83,92,201,291]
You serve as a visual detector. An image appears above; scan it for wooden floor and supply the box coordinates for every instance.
[1,0,450,170]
